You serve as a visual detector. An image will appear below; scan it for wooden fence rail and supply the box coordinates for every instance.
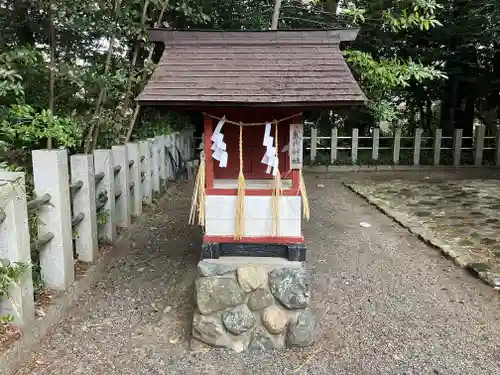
[0,130,194,328]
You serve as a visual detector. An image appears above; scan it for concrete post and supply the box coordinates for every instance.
[0,173,34,326]
[126,142,142,217]
[372,128,380,161]
[495,126,500,167]
[93,149,116,243]
[393,128,402,164]
[310,128,317,165]
[149,138,160,195]
[165,135,173,180]
[413,128,423,165]
[139,140,152,204]
[70,155,98,263]
[173,132,180,170]
[112,145,131,229]
[433,129,442,166]
[351,128,358,164]
[474,125,485,166]
[453,129,463,166]
[156,135,167,190]
[330,128,338,164]
[32,150,74,291]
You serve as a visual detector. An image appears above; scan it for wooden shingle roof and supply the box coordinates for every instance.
[136,29,366,107]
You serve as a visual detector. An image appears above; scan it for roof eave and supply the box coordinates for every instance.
[147,28,361,44]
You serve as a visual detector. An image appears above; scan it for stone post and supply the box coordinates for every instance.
[94,149,116,243]
[372,128,380,162]
[112,145,131,229]
[310,128,317,165]
[351,128,358,164]
[156,135,167,190]
[148,138,160,195]
[413,128,423,166]
[126,142,142,217]
[393,128,402,164]
[32,150,75,291]
[474,125,485,166]
[453,129,463,166]
[70,155,98,263]
[139,140,152,204]
[330,128,338,164]
[0,172,34,326]
[433,129,442,166]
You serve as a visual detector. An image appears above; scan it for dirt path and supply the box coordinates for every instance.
[13,174,500,375]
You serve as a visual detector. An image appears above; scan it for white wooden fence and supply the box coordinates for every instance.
[307,125,500,166]
[0,130,194,327]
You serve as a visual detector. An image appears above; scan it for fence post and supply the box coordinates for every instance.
[32,150,74,291]
[351,128,358,164]
[112,145,131,229]
[156,135,167,190]
[495,126,500,167]
[70,155,98,263]
[165,135,173,180]
[453,129,463,166]
[310,128,317,165]
[94,149,116,243]
[413,128,423,165]
[140,140,152,204]
[330,128,338,164]
[149,138,160,195]
[393,128,401,164]
[0,173,34,326]
[372,128,380,161]
[126,142,142,217]
[474,125,485,166]
[433,129,442,166]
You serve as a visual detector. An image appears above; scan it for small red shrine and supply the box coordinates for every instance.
[137,29,366,261]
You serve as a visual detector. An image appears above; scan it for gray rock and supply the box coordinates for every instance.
[247,288,274,311]
[222,305,255,335]
[195,277,246,314]
[192,312,230,347]
[249,329,285,351]
[237,266,267,293]
[198,261,236,277]
[286,310,316,347]
[269,268,310,309]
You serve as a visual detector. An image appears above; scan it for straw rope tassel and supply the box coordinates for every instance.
[234,124,246,240]
[299,169,310,220]
[272,121,282,236]
[189,151,206,227]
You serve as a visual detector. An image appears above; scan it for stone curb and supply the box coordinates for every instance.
[0,188,173,375]
[343,182,499,289]
[305,165,499,173]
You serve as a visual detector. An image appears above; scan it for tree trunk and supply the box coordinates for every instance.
[123,1,169,143]
[47,0,56,149]
[271,0,282,30]
[84,0,123,152]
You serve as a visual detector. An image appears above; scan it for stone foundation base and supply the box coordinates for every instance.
[191,257,316,352]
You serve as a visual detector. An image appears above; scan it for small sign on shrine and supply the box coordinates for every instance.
[137,29,366,351]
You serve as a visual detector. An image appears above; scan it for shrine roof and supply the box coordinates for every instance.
[136,29,367,108]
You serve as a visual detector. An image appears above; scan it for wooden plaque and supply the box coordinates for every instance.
[289,123,303,169]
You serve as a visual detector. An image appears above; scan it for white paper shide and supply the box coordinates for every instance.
[261,122,279,176]
[211,116,228,168]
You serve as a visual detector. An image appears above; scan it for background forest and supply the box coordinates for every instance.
[1,0,499,169]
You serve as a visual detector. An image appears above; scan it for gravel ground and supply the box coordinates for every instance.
[13,173,500,375]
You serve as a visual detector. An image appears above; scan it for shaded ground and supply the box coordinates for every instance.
[346,177,500,287]
[13,172,500,375]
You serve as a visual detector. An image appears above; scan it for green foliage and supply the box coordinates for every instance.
[0,260,29,299]
[0,259,30,323]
